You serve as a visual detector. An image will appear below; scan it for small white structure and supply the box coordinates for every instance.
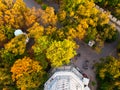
[44,66,90,90]
[88,40,95,47]
[14,29,24,36]
[14,29,29,43]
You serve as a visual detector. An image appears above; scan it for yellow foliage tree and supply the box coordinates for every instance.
[46,39,77,67]
[4,34,27,55]
[58,0,110,41]
[27,22,44,39]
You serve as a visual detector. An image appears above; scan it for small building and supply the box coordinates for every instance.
[44,66,90,90]
[14,29,24,36]
[88,40,95,47]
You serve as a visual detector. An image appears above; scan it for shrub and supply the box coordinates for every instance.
[41,4,48,10]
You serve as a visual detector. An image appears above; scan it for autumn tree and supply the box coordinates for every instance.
[0,68,15,90]
[46,39,77,67]
[97,24,118,42]
[84,27,98,43]
[59,0,107,32]
[0,32,6,47]
[26,6,59,40]
[44,26,57,36]
[32,36,51,69]
[94,0,120,7]
[39,7,57,27]
[1,34,27,66]
[4,34,27,55]
[27,22,44,39]
[32,36,51,55]
[0,0,39,29]
[57,0,111,41]
[11,57,45,90]
[57,0,117,53]
[0,25,14,40]
[32,36,77,68]
[96,56,120,90]
[0,0,26,28]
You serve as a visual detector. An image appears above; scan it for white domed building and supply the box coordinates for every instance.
[44,66,90,90]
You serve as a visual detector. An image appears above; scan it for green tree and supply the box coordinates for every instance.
[94,0,120,7]
[32,36,51,69]
[84,27,98,43]
[33,36,77,68]
[98,24,118,42]
[0,68,15,90]
[96,56,120,90]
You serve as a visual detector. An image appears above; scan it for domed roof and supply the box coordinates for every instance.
[14,29,24,36]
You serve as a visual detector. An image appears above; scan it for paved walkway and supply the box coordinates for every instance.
[23,1,120,90]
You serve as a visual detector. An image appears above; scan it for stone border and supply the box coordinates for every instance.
[95,5,120,26]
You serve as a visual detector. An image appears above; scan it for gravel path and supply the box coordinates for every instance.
[23,1,120,90]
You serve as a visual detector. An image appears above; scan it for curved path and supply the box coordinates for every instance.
[23,1,120,90]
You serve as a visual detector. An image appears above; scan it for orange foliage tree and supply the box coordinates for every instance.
[11,57,45,90]
[27,22,44,39]
[39,7,58,27]
[0,0,38,29]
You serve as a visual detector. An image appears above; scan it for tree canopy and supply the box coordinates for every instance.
[0,0,119,89]
[96,56,120,90]
[11,57,45,90]
[46,39,77,67]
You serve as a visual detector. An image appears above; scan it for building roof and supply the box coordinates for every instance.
[44,66,90,90]
[14,29,24,36]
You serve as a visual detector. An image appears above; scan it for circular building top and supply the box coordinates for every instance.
[14,29,24,36]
